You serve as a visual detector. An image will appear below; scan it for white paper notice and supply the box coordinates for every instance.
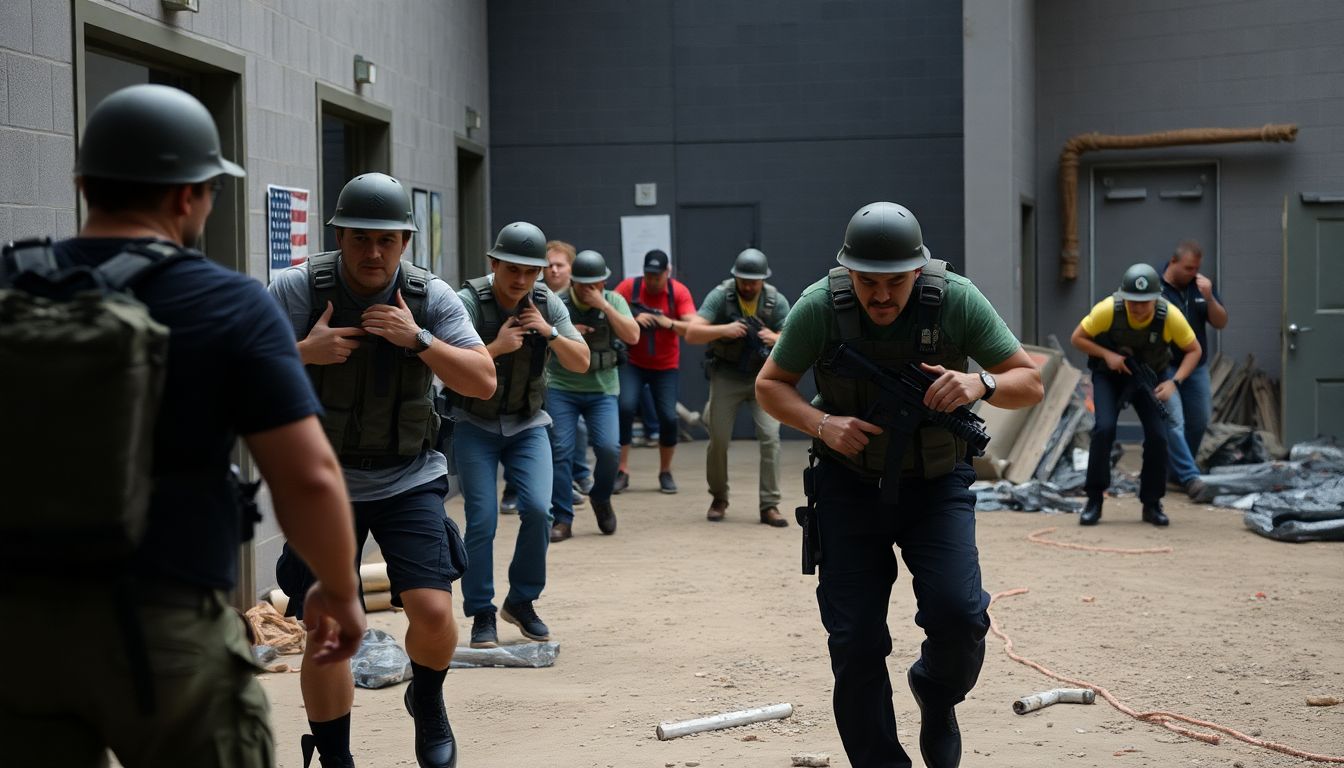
[620,214,671,278]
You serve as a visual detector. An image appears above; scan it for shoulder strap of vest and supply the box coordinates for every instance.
[304,251,344,328]
[827,266,861,342]
[466,275,498,337]
[100,240,201,292]
[398,261,432,327]
[632,276,642,304]
[914,259,949,354]
[761,283,779,318]
[1154,297,1168,325]
[1111,294,1125,328]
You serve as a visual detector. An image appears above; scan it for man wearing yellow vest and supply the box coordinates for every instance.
[1070,263,1202,527]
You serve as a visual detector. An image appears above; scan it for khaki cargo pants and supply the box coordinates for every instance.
[0,582,272,768]
[705,368,782,509]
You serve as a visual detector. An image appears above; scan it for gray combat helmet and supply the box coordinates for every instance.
[326,173,417,231]
[571,250,611,284]
[835,202,930,273]
[731,248,771,279]
[1117,263,1162,301]
[75,84,245,183]
[487,222,549,267]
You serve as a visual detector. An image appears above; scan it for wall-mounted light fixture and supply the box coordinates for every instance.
[162,0,199,11]
[354,55,377,88]
[465,107,482,138]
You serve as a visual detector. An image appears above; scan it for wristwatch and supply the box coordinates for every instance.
[978,370,997,402]
[547,325,560,341]
[414,328,434,352]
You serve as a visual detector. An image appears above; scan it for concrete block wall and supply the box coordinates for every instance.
[487,0,965,297]
[1033,0,1344,374]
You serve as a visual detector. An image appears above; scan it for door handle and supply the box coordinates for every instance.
[1288,323,1313,335]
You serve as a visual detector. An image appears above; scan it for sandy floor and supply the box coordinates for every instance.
[260,440,1344,767]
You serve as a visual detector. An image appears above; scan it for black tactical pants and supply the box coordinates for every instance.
[812,457,990,768]
[1085,368,1169,505]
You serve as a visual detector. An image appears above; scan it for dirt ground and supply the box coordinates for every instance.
[259,440,1344,768]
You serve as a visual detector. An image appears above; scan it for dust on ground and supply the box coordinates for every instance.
[261,441,1344,767]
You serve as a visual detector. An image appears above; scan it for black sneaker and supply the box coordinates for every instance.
[658,471,678,494]
[592,499,617,535]
[469,610,498,648]
[500,488,519,514]
[572,488,586,507]
[612,470,629,494]
[500,600,550,641]
[575,476,594,495]
[404,681,458,768]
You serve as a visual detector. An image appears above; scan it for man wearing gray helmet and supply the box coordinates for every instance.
[757,202,1042,768]
[546,249,641,541]
[452,223,589,648]
[268,172,496,768]
[0,84,365,768]
[1070,263,1201,527]
[685,248,791,526]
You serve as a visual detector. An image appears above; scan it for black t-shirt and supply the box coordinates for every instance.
[54,238,321,589]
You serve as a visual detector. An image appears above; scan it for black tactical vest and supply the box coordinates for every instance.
[455,276,550,419]
[305,252,438,468]
[812,261,968,481]
[559,288,621,372]
[706,278,780,376]
[1088,295,1173,373]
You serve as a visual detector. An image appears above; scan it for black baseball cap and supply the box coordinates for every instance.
[643,249,669,273]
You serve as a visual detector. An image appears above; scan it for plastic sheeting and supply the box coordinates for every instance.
[973,480,1083,513]
[449,642,560,669]
[350,628,412,689]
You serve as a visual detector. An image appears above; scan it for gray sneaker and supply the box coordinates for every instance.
[658,471,678,494]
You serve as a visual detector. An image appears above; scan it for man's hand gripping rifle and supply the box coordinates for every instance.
[1121,354,1168,421]
[823,343,991,504]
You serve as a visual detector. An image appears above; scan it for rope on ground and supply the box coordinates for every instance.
[988,588,1344,763]
[1027,526,1173,555]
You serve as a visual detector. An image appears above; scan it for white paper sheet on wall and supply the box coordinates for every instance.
[620,214,671,278]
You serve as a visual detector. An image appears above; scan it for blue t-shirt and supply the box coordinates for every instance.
[54,238,321,590]
[1156,265,1221,367]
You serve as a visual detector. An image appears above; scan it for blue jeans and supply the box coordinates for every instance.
[1086,369,1168,505]
[571,416,591,486]
[454,420,552,617]
[1164,364,1212,483]
[547,389,620,524]
[639,384,660,440]
[618,365,679,447]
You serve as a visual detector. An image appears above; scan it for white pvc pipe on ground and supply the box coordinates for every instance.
[656,703,793,740]
[1013,688,1096,714]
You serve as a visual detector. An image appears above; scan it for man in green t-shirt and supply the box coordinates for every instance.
[757,202,1043,768]
[545,249,641,541]
[685,248,791,526]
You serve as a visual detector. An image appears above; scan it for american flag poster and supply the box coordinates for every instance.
[267,185,310,282]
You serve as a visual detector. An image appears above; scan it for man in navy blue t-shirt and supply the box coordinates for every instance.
[1158,239,1230,495]
[0,84,365,768]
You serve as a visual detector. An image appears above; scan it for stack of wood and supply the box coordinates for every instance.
[1207,352,1281,439]
[267,562,397,614]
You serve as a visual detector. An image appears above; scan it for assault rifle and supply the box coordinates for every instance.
[1122,355,1169,421]
[822,343,991,503]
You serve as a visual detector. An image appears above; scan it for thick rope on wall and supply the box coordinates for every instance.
[1057,124,1298,280]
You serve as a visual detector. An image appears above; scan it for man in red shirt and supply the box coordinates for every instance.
[613,249,698,493]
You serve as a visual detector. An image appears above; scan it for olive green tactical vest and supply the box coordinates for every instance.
[305,252,439,467]
[706,278,780,376]
[1088,295,1172,373]
[812,261,968,481]
[455,276,549,419]
[559,288,620,372]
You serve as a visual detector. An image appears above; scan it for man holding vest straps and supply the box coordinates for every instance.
[1070,263,1201,527]
[684,248,791,526]
[1159,240,1227,497]
[757,202,1043,768]
[547,249,641,542]
[453,223,590,648]
[0,84,365,768]
[269,172,496,768]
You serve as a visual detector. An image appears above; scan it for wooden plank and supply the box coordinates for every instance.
[972,344,1063,479]
[1005,361,1082,484]
[1208,352,1234,400]
[1034,403,1087,481]
[1252,373,1281,440]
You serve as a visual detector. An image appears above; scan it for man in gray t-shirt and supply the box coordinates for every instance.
[450,222,589,653]
[266,173,495,768]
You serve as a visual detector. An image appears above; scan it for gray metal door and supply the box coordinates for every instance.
[675,204,759,439]
[1091,163,1218,435]
[1282,194,1344,444]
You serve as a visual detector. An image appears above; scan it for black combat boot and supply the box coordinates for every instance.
[404,681,458,768]
[1141,501,1169,526]
[1079,496,1102,526]
[908,668,961,768]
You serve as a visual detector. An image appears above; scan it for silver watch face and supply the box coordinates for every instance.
[980,371,996,393]
[416,329,433,349]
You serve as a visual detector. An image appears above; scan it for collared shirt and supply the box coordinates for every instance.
[1155,264,1222,367]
